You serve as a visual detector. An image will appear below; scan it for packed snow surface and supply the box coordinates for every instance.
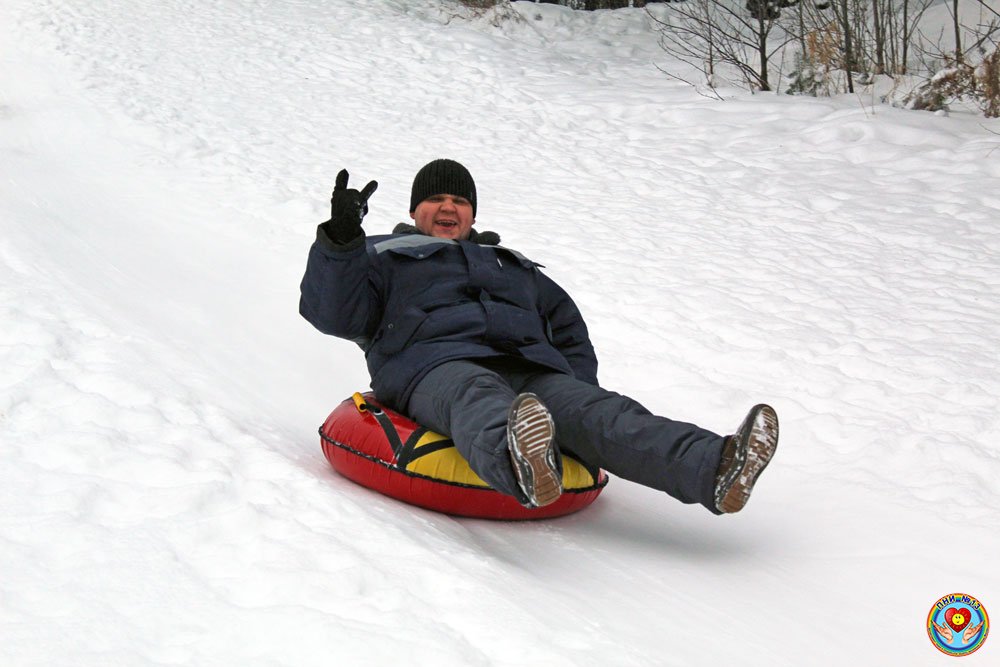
[2,1,1000,665]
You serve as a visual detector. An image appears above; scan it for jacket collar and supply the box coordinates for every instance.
[392,222,501,246]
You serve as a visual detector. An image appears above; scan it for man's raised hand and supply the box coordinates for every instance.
[326,169,378,244]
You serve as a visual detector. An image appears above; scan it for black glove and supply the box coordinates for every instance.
[325,169,378,244]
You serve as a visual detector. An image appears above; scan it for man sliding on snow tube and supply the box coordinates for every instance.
[299,159,778,513]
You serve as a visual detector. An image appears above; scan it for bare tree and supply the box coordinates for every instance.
[953,0,964,63]
[872,0,886,74]
[648,0,796,92]
[903,0,1000,116]
[838,0,855,91]
[778,0,935,93]
[538,0,1000,116]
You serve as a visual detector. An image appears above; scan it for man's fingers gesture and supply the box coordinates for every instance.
[334,168,350,192]
[333,169,378,203]
[326,168,379,244]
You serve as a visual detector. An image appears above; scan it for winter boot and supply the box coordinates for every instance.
[507,392,561,508]
[714,404,779,514]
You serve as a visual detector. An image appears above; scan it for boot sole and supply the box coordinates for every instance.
[717,404,778,514]
[507,393,561,508]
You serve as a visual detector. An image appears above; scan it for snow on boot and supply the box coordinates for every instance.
[714,404,779,514]
[507,392,561,508]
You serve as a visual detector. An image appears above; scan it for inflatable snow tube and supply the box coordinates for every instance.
[320,393,608,520]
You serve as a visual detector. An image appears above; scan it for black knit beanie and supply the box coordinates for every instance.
[409,159,477,217]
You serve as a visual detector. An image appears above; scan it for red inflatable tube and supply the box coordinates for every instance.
[319,393,608,520]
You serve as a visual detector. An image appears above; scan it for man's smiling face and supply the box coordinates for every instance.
[410,193,475,240]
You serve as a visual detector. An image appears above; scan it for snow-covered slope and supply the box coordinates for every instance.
[2,1,999,664]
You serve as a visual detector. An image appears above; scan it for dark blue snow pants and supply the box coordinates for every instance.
[403,358,728,513]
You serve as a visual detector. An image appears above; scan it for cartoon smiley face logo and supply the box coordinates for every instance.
[946,608,970,632]
[928,594,990,657]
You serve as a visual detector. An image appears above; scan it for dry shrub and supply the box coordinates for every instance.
[905,47,1000,117]
[453,0,525,26]
[980,48,1000,118]
[788,21,842,96]
[456,0,501,7]
[806,20,842,73]
[905,62,976,111]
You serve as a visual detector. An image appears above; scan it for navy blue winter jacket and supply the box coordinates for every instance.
[299,223,598,409]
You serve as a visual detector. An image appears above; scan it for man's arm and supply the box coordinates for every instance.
[299,170,382,346]
[299,225,382,346]
[537,272,599,386]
